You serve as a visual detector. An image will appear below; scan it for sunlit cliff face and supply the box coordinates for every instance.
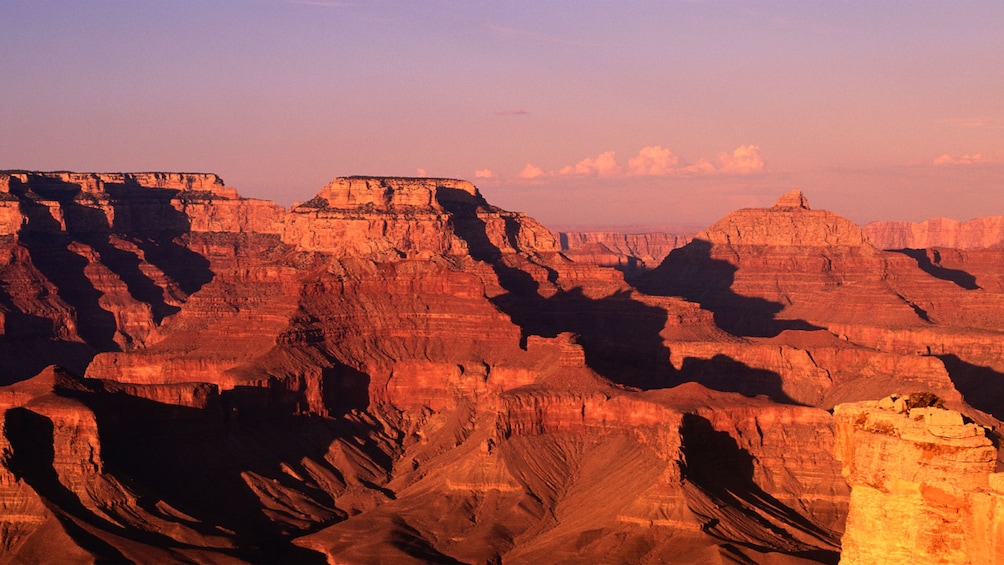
[835,398,1004,565]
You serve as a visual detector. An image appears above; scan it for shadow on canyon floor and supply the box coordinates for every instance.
[438,188,798,403]
[681,414,840,563]
[635,239,823,338]
[4,407,134,562]
[892,249,980,290]
[672,355,798,404]
[438,188,668,389]
[0,282,96,383]
[13,378,396,563]
[938,354,1004,420]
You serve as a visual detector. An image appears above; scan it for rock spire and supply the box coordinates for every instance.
[773,188,810,210]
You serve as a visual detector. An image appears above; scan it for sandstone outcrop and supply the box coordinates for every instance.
[834,398,1004,564]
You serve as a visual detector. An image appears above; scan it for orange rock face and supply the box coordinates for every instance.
[834,399,1004,564]
[1,173,1003,562]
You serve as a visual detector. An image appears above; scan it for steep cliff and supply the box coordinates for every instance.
[640,189,927,333]
[555,231,693,273]
[834,397,1004,564]
[0,171,286,382]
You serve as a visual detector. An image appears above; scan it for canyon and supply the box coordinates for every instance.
[0,173,1002,563]
[554,231,693,275]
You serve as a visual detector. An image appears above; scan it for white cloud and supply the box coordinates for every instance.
[521,144,765,180]
[475,168,496,178]
[681,158,717,175]
[519,164,544,179]
[627,145,680,176]
[932,153,988,166]
[559,151,621,176]
[716,145,765,174]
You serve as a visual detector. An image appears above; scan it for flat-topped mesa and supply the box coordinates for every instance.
[308,176,485,211]
[700,189,872,248]
[834,398,1004,564]
[284,176,559,258]
[0,171,285,237]
[555,231,694,272]
[0,171,238,199]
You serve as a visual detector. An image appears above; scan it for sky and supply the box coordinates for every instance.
[2,1,1003,229]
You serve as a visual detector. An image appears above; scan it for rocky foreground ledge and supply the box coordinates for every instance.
[834,397,1004,564]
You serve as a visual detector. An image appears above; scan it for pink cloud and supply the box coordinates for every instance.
[716,145,765,174]
[627,145,680,176]
[519,164,544,179]
[416,168,428,177]
[932,153,988,166]
[681,158,717,175]
[559,151,621,176]
[475,168,496,178]
[523,144,765,180]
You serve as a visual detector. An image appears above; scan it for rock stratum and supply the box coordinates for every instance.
[554,231,694,275]
[865,216,1004,250]
[0,176,1001,563]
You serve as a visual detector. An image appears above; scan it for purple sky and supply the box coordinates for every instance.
[2,1,1003,228]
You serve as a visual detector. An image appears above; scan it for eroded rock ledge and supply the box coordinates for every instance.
[834,397,1004,564]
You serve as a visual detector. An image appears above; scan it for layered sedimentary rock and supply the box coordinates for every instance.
[639,189,924,335]
[0,171,286,382]
[864,216,1004,250]
[555,231,693,272]
[297,381,846,564]
[834,398,1004,564]
[638,190,1004,426]
[2,173,1004,562]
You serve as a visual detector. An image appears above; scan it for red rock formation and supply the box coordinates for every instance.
[834,398,1004,564]
[638,190,1004,426]
[4,174,1004,562]
[640,189,926,337]
[0,171,286,381]
[555,230,693,272]
[297,382,846,564]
